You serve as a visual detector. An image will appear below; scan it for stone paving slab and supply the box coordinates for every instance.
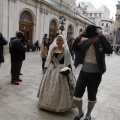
[0,52,120,120]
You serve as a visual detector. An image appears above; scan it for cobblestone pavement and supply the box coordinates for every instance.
[0,52,120,120]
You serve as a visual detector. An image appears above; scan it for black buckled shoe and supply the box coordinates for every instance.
[74,113,84,120]
[84,116,91,120]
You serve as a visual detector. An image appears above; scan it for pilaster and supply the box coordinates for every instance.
[35,4,40,41]
[0,0,3,32]
[8,0,16,40]
[39,7,49,42]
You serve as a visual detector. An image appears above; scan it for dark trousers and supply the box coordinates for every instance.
[70,50,74,60]
[11,61,22,82]
[74,70,102,101]
[20,61,23,73]
[35,46,40,51]
[42,58,46,71]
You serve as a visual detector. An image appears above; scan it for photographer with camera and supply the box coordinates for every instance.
[72,25,113,120]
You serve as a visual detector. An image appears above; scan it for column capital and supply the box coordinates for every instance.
[40,8,49,15]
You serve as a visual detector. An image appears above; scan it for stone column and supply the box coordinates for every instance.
[74,21,78,38]
[35,4,40,42]
[14,0,20,33]
[8,0,16,41]
[0,0,3,32]
[39,8,47,43]
[43,9,49,36]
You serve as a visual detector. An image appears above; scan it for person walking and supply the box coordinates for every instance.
[72,25,113,120]
[10,32,27,85]
[37,34,76,112]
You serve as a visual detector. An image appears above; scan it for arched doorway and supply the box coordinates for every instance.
[67,25,74,38]
[49,20,58,39]
[19,11,33,43]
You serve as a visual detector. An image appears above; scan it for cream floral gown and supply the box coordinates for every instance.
[37,50,76,112]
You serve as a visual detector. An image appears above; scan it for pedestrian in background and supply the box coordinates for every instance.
[0,33,8,89]
[72,25,113,120]
[0,33,8,67]
[9,31,19,75]
[35,40,40,51]
[10,32,27,85]
[40,38,49,72]
[42,33,47,44]
[19,32,27,75]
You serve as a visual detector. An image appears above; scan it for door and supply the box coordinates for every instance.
[19,20,33,43]
[49,27,57,38]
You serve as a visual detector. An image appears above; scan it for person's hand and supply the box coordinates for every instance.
[24,45,27,48]
[78,30,86,39]
[51,48,56,57]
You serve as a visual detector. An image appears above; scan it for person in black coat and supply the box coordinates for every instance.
[35,40,40,51]
[72,25,113,120]
[0,33,7,89]
[0,33,8,66]
[10,32,27,85]
[9,31,19,54]
[19,33,27,75]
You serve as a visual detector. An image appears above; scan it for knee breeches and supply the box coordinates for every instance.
[74,71,102,102]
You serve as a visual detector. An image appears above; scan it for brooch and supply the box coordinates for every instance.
[99,47,103,52]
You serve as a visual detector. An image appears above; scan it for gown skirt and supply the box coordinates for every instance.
[37,63,75,112]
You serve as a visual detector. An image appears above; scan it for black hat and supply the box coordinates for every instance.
[83,25,99,38]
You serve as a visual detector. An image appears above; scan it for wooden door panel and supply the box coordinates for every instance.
[19,20,33,42]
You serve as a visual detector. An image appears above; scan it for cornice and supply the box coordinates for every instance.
[9,0,17,3]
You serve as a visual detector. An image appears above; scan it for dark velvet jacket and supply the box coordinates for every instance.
[10,40,26,62]
[72,35,113,74]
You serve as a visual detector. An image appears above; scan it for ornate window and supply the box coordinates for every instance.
[68,25,73,32]
[20,11,32,22]
[106,23,108,27]
[50,20,57,28]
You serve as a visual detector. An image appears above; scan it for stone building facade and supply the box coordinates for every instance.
[115,1,120,30]
[77,2,115,43]
[0,0,94,43]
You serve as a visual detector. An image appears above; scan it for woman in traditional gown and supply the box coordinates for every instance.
[37,34,76,112]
